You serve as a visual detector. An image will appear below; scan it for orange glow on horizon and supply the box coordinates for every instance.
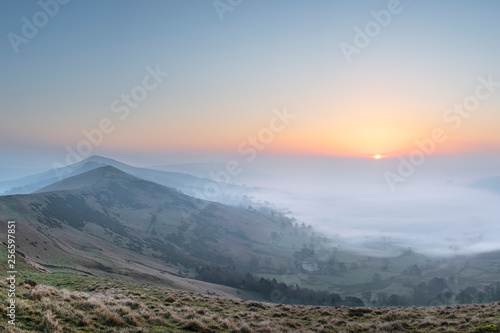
[71,101,500,159]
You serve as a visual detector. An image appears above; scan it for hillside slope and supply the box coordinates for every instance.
[1,248,499,333]
[0,166,300,287]
[0,155,249,204]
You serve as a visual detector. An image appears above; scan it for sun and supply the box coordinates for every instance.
[373,154,384,160]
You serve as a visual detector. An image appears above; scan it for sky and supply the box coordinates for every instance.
[1,0,500,169]
[1,1,500,256]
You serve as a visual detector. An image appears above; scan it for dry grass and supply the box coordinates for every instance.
[1,279,500,332]
[40,310,63,333]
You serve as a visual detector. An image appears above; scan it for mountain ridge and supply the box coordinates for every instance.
[0,164,299,289]
[35,165,165,193]
[0,155,250,205]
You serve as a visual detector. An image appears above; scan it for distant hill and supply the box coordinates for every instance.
[148,161,229,178]
[35,165,157,193]
[0,166,299,285]
[470,176,500,194]
[0,155,251,204]
[0,167,48,182]
[149,161,266,183]
[0,156,119,194]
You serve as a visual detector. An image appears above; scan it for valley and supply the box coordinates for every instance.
[1,157,500,311]
[1,246,500,332]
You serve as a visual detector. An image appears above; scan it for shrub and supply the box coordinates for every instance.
[41,310,63,333]
[31,285,58,301]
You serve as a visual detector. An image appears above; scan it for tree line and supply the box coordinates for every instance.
[196,266,364,306]
[368,279,500,307]
[198,265,500,307]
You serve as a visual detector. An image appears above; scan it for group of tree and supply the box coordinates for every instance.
[412,279,500,306]
[455,282,500,304]
[196,265,364,306]
[370,278,500,307]
[197,264,500,307]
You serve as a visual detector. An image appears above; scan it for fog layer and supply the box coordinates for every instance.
[234,153,500,256]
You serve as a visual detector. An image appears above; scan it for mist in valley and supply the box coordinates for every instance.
[207,152,500,257]
[2,150,499,259]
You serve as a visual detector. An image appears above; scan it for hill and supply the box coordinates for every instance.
[471,176,500,195]
[0,155,250,205]
[0,166,302,289]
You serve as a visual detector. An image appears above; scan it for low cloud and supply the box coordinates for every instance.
[244,153,500,257]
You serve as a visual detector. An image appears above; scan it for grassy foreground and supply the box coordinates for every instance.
[1,248,499,332]
[1,276,500,332]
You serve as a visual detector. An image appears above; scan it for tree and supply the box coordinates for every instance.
[404,264,422,277]
[381,258,389,271]
[264,256,273,273]
[375,292,388,305]
[248,257,259,271]
[436,291,454,305]
[344,296,365,307]
[412,282,428,305]
[330,293,342,306]
[427,277,447,297]
[456,286,478,304]
[387,294,408,306]
[484,282,500,302]
[337,262,347,273]
[294,248,314,261]
[361,291,372,304]
[372,272,382,283]
[447,275,456,290]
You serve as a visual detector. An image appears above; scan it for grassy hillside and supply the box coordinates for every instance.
[0,167,308,285]
[1,248,500,332]
[2,166,500,311]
